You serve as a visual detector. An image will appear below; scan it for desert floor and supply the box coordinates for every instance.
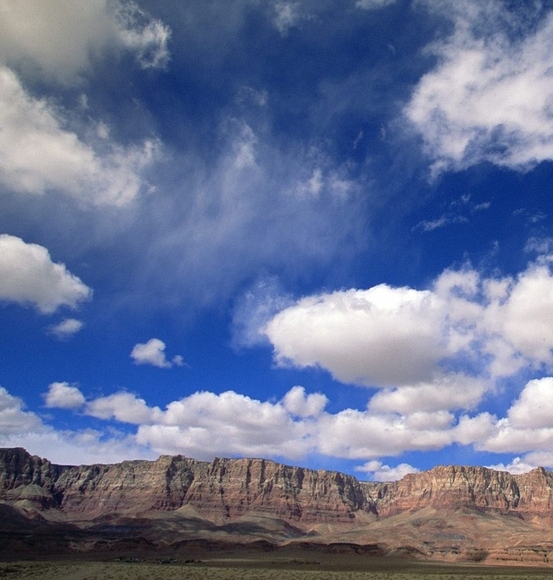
[2,558,553,580]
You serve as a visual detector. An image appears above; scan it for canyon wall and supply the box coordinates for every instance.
[2,447,553,524]
[0,448,372,523]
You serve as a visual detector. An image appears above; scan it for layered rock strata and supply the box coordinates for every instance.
[3,447,553,524]
[0,448,372,523]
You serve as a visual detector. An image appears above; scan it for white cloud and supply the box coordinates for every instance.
[137,389,315,460]
[10,375,553,470]
[130,338,183,369]
[274,2,300,35]
[0,0,170,81]
[368,374,486,414]
[317,407,456,459]
[355,460,419,482]
[10,428,156,466]
[0,385,154,464]
[407,2,553,174]
[414,194,490,232]
[282,385,328,418]
[264,256,553,389]
[265,284,447,386]
[231,276,293,349]
[49,318,84,338]
[114,1,171,70]
[507,378,553,430]
[0,386,44,434]
[486,457,534,475]
[0,66,159,205]
[86,392,162,424]
[356,0,396,10]
[75,385,486,464]
[0,234,92,313]
[43,382,85,410]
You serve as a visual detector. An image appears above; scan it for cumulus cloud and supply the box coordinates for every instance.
[49,318,84,339]
[0,384,153,464]
[508,378,553,429]
[368,374,487,414]
[86,392,162,424]
[265,284,445,386]
[407,1,553,174]
[136,389,315,460]
[282,385,328,418]
[470,378,553,460]
[130,338,184,369]
[0,234,92,313]
[43,382,85,410]
[486,457,535,475]
[317,407,456,459]
[264,256,553,388]
[10,374,553,471]
[126,384,494,464]
[0,0,170,81]
[355,460,419,482]
[0,386,44,434]
[0,66,159,205]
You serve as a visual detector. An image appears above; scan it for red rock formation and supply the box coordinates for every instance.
[6,448,553,564]
[2,447,553,526]
[0,449,372,523]
[369,465,522,517]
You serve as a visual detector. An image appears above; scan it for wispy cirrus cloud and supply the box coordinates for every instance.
[356,0,396,10]
[407,1,553,175]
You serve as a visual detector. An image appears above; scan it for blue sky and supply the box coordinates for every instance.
[3,0,553,481]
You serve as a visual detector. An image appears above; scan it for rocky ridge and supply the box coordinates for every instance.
[3,447,553,564]
[0,448,371,523]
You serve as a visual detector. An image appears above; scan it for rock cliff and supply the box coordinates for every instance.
[365,464,553,519]
[4,447,553,564]
[0,448,372,523]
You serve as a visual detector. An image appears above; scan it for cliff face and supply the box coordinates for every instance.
[2,447,553,525]
[368,464,553,520]
[0,448,371,523]
[367,465,524,518]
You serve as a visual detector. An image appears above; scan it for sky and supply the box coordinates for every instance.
[3,0,553,482]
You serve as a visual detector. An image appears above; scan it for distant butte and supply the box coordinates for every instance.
[2,447,553,566]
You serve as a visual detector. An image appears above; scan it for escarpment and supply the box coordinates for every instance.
[0,449,373,523]
[5,447,553,565]
[4,448,553,523]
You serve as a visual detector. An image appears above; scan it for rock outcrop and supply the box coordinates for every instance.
[4,447,553,563]
[0,448,372,523]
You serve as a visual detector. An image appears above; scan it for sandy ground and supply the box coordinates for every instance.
[1,560,553,580]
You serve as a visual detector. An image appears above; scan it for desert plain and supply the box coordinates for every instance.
[2,556,553,580]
